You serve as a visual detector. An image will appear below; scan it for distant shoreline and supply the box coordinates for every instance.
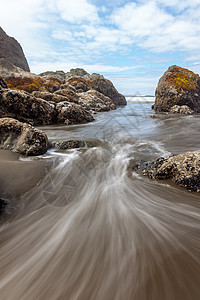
[125,95,155,97]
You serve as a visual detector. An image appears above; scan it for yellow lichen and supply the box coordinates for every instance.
[167,66,199,91]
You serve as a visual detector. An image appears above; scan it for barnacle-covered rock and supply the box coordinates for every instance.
[77,89,116,112]
[0,89,57,125]
[135,150,200,192]
[56,102,94,125]
[0,118,48,155]
[169,105,194,115]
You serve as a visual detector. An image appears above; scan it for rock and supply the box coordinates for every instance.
[0,198,8,212]
[77,89,116,112]
[136,150,200,192]
[66,68,127,105]
[154,65,200,112]
[0,76,8,89]
[5,75,61,93]
[0,118,48,155]
[59,83,76,91]
[169,105,194,115]
[39,71,66,83]
[150,114,159,119]
[49,139,103,149]
[0,58,31,78]
[31,91,69,103]
[0,27,30,72]
[49,140,86,149]
[0,90,57,125]
[56,102,94,125]
[65,68,89,80]
[54,88,79,103]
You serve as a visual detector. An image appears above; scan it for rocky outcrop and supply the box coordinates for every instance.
[0,89,94,126]
[0,27,30,72]
[78,90,116,112]
[0,118,48,155]
[136,150,200,192]
[0,90,57,125]
[154,66,200,112]
[169,105,194,115]
[66,68,126,105]
[56,102,94,125]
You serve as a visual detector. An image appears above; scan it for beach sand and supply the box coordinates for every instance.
[0,150,49,199]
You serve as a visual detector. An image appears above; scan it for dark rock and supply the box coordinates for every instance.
[0,118,48,155]
[0,90,57,125]
[0,198,7,211]
[56,102,94,125]
[154,65,200,112]
[49,140,86,149]
[135,150,200,192]
[0,27,30,72]
[0,76,8,89]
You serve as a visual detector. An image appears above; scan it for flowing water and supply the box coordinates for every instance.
[0,97,200,299]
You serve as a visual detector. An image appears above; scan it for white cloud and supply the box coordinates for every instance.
[111,0,200,55]
[56,0,99,23]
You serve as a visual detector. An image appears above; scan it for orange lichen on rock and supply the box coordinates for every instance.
[166,66,199,91]
[5,76,61,93]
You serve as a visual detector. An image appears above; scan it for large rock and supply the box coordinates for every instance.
[66,68,127,105]
[0,90,57,125]
[77,89,116,112]
[154,65,200,112]
[56,102,94,125]
[0,118,48,155]
[136,150,200,192]
[0,27,30,72]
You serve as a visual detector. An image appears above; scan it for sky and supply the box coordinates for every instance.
[1,0,200,95]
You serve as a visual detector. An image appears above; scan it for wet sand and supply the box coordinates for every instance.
[0,150,50,198]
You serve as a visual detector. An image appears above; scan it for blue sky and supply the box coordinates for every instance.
[1,0,200,95]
